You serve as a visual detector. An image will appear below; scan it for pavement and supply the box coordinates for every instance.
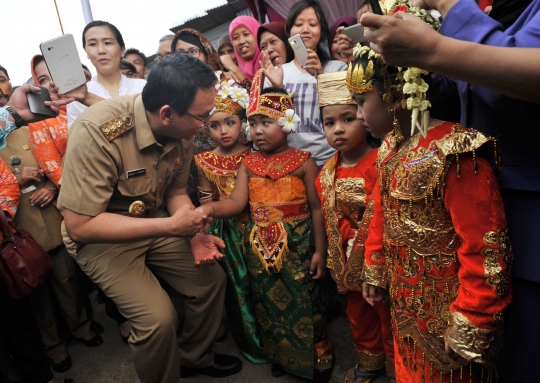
[55,291,391,383]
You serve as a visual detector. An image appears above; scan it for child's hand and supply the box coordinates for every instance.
[310,252,327,280]
[362,281,388,306]
[194,204,213,221]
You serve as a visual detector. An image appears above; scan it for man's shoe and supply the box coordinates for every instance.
[90,320,104,334]
[51,355,72,372]
[77,334,104,347]
[180,354,243,378]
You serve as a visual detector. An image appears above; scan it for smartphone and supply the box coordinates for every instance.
[342,24,365,45]
[27,86,56,118]
[288,34,309,66]
[40,34,86,94]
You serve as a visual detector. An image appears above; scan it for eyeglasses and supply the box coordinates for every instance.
[186,106,216,131]
[176,48,201,57]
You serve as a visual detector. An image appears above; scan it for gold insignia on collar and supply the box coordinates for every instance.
[175,157,181,165]
[99,113,133,142]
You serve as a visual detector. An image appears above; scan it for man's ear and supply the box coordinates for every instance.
[159,105,173,125]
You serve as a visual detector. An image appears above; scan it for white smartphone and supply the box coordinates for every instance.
[342,24,365,45]
[288,34,309,66]
[40,34,86,94]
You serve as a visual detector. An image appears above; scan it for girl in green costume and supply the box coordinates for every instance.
[194,79,268,363]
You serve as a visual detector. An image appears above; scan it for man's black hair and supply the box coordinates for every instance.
[0,65,9,79]
[125,48,148,67]
[142,53,216,116]
[82,21,125,49]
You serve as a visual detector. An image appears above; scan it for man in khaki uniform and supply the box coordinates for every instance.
[58,54,242,383]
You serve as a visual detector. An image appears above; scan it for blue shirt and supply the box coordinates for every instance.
[438,0,540,191]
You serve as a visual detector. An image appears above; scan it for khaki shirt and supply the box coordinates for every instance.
[58,94,192,219]
[0,127,64,251]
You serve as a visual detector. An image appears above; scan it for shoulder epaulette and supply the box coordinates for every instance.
[99,113,133,142]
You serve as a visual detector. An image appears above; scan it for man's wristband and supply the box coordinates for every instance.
[4,106,26,128]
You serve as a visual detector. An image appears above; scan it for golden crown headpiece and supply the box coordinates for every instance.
[213,76,249,116]
[247,69,295,120]
[318,71,356,107]
[346,59,375,95]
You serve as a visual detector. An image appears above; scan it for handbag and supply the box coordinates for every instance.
[0,208,52,299]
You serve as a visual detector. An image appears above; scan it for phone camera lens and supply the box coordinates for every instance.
[48,47,51,51]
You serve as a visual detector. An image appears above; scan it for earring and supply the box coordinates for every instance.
[391,108,404,144]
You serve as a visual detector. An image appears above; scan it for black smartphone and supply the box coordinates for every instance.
[369,0,384,15]
[27,86,56,118]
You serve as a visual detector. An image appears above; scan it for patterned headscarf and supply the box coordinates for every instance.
[171,28,224,72]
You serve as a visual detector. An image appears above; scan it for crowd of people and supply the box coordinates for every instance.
[0,0,538,382]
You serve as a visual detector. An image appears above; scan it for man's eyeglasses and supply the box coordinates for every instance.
[186,106,216,130]
[176,48,201,58]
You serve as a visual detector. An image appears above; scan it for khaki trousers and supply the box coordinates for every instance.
[75,236,226,383]
[31,245,93,361]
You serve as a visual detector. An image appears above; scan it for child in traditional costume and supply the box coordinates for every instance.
[196,69,334,382]
[194,79,268,364]
[315,71,395,383]
[346,2,512,382]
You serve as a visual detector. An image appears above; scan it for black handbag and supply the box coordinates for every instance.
[0,208,52,299]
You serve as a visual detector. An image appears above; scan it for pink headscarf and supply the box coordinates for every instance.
[229,16,262,82]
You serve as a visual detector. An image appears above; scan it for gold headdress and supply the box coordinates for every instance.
[213,76,249,116]
[345,60,375,96]
[318,71,356,107]
[348,0,441,138]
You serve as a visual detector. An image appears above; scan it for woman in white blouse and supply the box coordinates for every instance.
[66,21,146,127]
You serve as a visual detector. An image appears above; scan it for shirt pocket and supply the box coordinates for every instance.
[117,176,152,197]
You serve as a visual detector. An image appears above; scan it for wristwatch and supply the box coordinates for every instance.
[4,106,26,128]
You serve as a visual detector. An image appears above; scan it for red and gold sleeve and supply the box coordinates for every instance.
[29,122,64,188]
[0,158,21,218]
[443,154,512,368]
[361,181,388,288]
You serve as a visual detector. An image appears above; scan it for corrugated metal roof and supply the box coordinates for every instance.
[170,0,248,34]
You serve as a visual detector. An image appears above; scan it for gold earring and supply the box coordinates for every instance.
[391,108,404,144]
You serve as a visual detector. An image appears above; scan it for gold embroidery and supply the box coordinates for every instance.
[356,349,386,371]
[293,317,313,345]
[481,228,512,298]
[336,177,366,227]
[99,113,133,141]
[362,263,388,288]
[319,156,347,292]
[445,312,502,370]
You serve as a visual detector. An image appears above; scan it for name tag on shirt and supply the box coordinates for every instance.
[126,168,146,179]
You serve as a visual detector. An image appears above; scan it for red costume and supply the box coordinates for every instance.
[363,121,512,382]
[316,149,395,376]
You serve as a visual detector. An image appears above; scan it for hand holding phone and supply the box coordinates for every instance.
[27,86,56,118]
[342,24,365,45]
[288,34,309,66]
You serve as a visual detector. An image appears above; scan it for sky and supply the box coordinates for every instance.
[1,0,227,85]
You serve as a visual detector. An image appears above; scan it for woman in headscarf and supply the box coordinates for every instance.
[217,34,238,66]
[171,28,224,73]
[257,22,294,66]
[229,16,262,82]
[328,16,357,63]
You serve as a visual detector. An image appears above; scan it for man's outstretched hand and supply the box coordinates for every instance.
[190,234,225,268]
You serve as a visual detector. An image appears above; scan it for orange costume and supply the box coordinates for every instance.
[363,121,512,382]
[316,150,395,376]
[28,55,68,188]
[0,157,20,218]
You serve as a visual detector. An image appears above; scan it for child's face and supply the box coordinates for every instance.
[248,114,288,153]
[351,89,393,139]
[322,104,367,152]
[207,112,243,149]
